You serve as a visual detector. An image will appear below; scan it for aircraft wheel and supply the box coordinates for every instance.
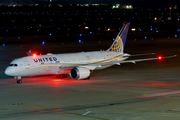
[62,74,67,78]
[17,80,22,84]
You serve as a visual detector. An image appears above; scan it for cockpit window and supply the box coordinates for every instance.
[9,64,13,66]
[9,64,18,67]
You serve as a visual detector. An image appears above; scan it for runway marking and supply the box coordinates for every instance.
[136,90,180,98]
[9,103,27,105]
[82,110,91,115]
[157,110,180,113]
[20,104,108,120]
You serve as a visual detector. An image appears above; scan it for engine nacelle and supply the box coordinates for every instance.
[70,67,90,79]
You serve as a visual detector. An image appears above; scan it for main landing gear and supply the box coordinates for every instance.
[15,76,22,84]
[17,79,22,84]
[56,74,67,78]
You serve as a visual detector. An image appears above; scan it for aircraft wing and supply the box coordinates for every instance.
[126,53,156,57]
[59,55,177,69]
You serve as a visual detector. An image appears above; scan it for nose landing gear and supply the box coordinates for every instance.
[15,76,22,84]
[17,79,22,84]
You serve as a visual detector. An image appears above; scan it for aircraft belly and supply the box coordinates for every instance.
[93,57,127,70]
[50,67,71,74]
[10,66,72,77]
[94,64,114,70]
[11,66,50,76]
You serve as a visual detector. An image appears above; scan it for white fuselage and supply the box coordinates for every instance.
[5,51,128,77]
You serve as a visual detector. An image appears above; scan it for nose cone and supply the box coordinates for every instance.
[4,67,11,76]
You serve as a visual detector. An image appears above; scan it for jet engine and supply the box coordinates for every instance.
[70,67,90,79]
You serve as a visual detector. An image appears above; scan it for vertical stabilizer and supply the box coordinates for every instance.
[107,22,130,52]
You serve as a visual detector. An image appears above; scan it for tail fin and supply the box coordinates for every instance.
[107,22,130,53]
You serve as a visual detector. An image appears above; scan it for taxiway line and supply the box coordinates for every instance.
[157,110,180,113]
[20,104,108,120]
[136,90,180,98]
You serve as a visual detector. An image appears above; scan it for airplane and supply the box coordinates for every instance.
[4,22,176,84]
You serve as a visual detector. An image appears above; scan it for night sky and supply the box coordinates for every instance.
[0,0,180,8]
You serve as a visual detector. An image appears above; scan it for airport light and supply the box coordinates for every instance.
[80,34,82,36]
[156,30,158,33]
[3,44,5,47]
[145,36,147,39]
[90,32,92,34]
[175,35,177,37]
[131,28,136,31]
[113,38,115,41]
[18,37,20,39]
[49,33,52,36]
[78,40,81,43]
[42,41,45,45]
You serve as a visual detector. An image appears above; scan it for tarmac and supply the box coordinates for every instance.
[0,36,180,120]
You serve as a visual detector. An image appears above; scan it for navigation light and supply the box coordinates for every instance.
[158,56,162,60]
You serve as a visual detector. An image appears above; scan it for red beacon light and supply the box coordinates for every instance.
[33,54,37,57]
[158,56,162,60]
